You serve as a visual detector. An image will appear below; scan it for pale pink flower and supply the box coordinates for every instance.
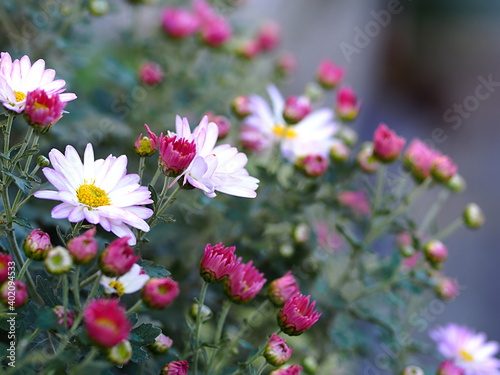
[404,139,442,182]
[34,144,153,245]
[430,324,500,375]
[0,52,76,113]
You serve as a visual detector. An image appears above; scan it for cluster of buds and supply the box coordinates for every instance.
[235,21,281,60]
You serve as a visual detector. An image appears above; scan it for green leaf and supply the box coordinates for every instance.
[130,342,149,363]
[35,276,61,307]
[34,307,60,330]
[130,323,161,346]
[138,259,171,278]
[13,216,32,230]
[4,171,32,195]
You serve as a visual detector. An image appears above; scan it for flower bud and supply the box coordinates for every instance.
[67,227,98,264]
[52,305,75,329]
[336,126,358,146]
[135,124,159,157]
[357,146,379,173]
[161,361,189,375]
[270,365,303,375]
[24,89,66,134]
[268,271,300,306]
[158,134,197,177]
[189,303,213,322]
[463,203,485,229]
[139,62,164,86]
[401,366,424,375]
[424,240,448,268]
[436,277,459,301]
[437,361,465,375]
[200,16,232,47]
[235,39,261,60]
[162,8,199,39]
[0,254,13,284]
[446,174,466,193]
[204,112,231,139]
[231,96,251,118]
[45,246,73,274]
[316,60,344,89]
[302,356,318,374]
[335,86,360,121]
[150,333,173,354]
[296,154,328,177]
[431,155,458,182]
[200,243,239,283]
[89,0,109,16]
[225,261,266,304]
[304,82,323,102]
[142,277,179,309]
[100,237,139,277]
[373,123,406,163]
[23,229,52,261]
[293,223,310,243]
[264,333,293,367]
[257,21,280,52]
[276,53,296,77]
[279,243,294,258]
[330,141,350,162]
[107,340,132,366]
[283,96,312,124]
[277,294,321,336]
[1,280,28,308]
[37,155,50,167]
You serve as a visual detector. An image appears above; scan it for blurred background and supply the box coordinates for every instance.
[239,0,500,349]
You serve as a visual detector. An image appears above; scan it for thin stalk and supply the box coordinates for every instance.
[62,274,69,330]
[23,134,40,174]
[70,346,99,374]
[126,299,143,315]
[150,168,162,187]
[419,188,450,234]
[207,300,232,374]
[138,156,146,184]
[433,217,463,242]
[193,281,209,375]
[72,267,82,310]
[12,127,33,168]
[3,113,14,156]
[372,164,386,216]
[79,271,100,288]
[255,361,268,375]
[17,258,32,281]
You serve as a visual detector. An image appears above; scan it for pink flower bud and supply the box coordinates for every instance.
[436,277,459,301]
[330,141,350,162]
[158,134,197,177]
[200,16,232,47]
[204,112,231,139]
[235,39,261,60]
[283,96,312,124]
[0,254,13,284]
[24,89,66,134]
[316,60,344,89]
[139,62,164,86]
[403,139,441,182]
[437,361,465,375]
[337,190,371,216]
[83,298,131,348]
[373,123,406,163]
[151,333,173,354]
[200,243,239,283]
[1,280,28,308]
[23,228,52,261]
[161,361,189,375]
[100,237,140,277]
[142,277,179,309]
[67,227,98,264]
[264,333,293,367]
[277,53,296,76]
[52,305,75,329]
[135,124,159,157]
[268,271,300,306]
[296,154,329,177]
[162,8,199,38]
[335,86,360,121]
[431,155,458,182]
[231,96,251,118]
[224,260,266,303]
[357,145,379,173]
[277,294,321,336]
[424,240,448,267]
[270,365,303,375]
[402,366,424,375]
[257,21,280,52]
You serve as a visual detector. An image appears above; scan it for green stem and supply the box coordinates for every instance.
[70,346,99,374]
[138,156,146,184]
[372,164,386,216]
[12,126,33,168]
[72,266,82,310]
[70,272,102,335]
[207,300,232,374]
[79,271,100,288]
[150,168,162,187]
[23,134,40,175]
[71,221,83,238]
[419,188,450,234]
[193,281,209,375]
[126,299,143,315]
[17,258,32,281]
[3,113,14,157]
[433,217,464,242]
[62,274,69,330]
[255,361,268,375]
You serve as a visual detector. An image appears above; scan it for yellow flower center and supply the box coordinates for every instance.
[14,91,26,102]
[34,102,49,111]
[109,281,125,296]
[460,349,474,362]
[137,137,153,155]
[272,124,298,139]
[76,183,111,208]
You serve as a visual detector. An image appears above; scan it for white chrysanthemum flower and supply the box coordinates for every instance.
[244,85,339,162]
[0,52,76,113]
[430,323,500,375]
[34,144,153,245]
[100,264,150,296]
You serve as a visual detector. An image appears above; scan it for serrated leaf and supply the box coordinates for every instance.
[130,323,161,346]
[35,276,61,307]
[4,171,32,194]
[130,342,149,363]
[149,184,159,207]
[138,259,171,278]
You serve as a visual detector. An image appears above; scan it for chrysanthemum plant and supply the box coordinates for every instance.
[0,1,497,375]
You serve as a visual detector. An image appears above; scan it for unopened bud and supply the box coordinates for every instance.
[446,174,466,193]
[424,240,448,268]
[283,96,312,124]
[336,126,358,146]
[330,141,350,162]
[231,96,251,118]
[463,203,484,229]
[435,277,459,301]
[189,303,212,322]
[150,333,173,354]
[279,243,294,258]
[37,155,50,168]
[23,229,52,261]
[107,340,132,366]
[357,145,379,173]
[293,223,310,243]
[44,246,73,274]
[89,0,109,16]
[304,82,323,102]
[402,366,424,375]
[302,356,318,374]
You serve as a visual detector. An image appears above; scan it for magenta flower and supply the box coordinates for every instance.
[335,86,360,121]
[437,361,465,375]
[161,360,189,375]
[158,134,197,177]
[83,298,131,348]
[277,294,321,336]
[431,155,458,182]
[424,240,448,267]
[199,242,239,283]
[337,190,371,216]
[430,324,500,375]
[100,237,140,277]
[200,16,232,47]
[373,123,406,163]
[24,88,66,134]
[257,21,280,52]
[67,227,99,264]
[268,271,300,306]
[283,96,312,124]
[52,305,75,329]
[135,123,159,157]
[296,154,329,177]
[0,280,28,308]
[404,139,442,182]
[139,62,164,86]
[23,228,52,261]
[225,260,266,303]
[264,333,293,366]
[270,365,303,375]
[162,8,199,38]
[236,39,261,60]
[142,277,179,309]
[0,254,13,284]
[316,59,344,89]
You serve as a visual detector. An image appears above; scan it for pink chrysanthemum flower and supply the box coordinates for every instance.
[0,253,13,284]
[277,294,321,336]
[199,242,239,283]
[34,144,153,245]
[24,88,66,134]
[316,59,344,89]
[404,139,442,182]
[268,271,300,306]
[100,237,140,277]
[161,360,189,375]
[161,8,200,39]
[83,298,131,348]
[158,134,197,177]
[225,260,266,304]
[373,123,406,163]
[430,324,500,375]
[142,277,180,309]
[0,52,76,113]
[264,333,293,366]
[270,365,303,375]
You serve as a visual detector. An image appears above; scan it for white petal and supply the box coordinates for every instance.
[99,155,127,192]
[34,190,61,200]
[267,84,285,119]
[68,206,85,222]
[83,143,96,182]
[84,208,101,224]
[51,203,76,219]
